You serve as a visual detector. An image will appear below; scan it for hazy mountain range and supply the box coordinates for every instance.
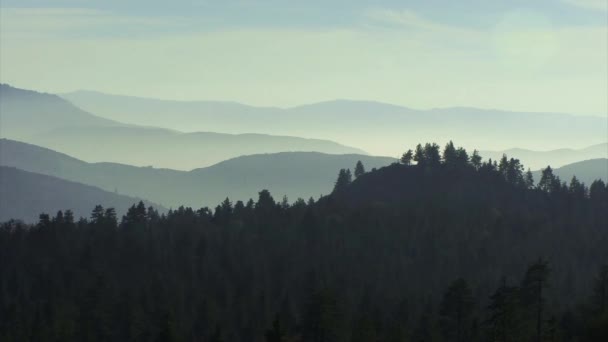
[0,166,164,223]
[63,90,608,155]
[1,84,366,169]
[0,139,395,209]
[531,158,608,187]
[2,138,605,224]
[481,143,608,170]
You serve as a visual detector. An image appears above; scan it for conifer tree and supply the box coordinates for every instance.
[440,278,476,342]
[354,161,366,179]
[520,259,550,342]
[400,149,413,166]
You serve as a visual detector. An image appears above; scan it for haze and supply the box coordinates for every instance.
[1,0,607,117]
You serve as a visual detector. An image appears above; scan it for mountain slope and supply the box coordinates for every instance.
[63,91,608,155]
[2,85,367,169]
[481,143,608,170]
[0,166,164,223]
[0,84,123,139]
[532,159,608,186]
[0,139,395,208]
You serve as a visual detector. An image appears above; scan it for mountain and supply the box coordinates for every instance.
[0,84,123,139]
[532,159,608,186]
[1,85,366,169]
[62,90,608,155]
[481,143,608,170]
[0,166,164,223]
[2,149,606,341]
[0,139,395,208]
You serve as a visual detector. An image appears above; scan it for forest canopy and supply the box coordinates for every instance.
[1,142,607,342]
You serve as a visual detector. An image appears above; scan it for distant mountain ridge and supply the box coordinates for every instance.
[0,84,123,139]
[531,158,608,187]
[0,166,165,223]
[62,90,608,155]
[481,143,608,170]
[0,139,395,209]
[1,84,367,170]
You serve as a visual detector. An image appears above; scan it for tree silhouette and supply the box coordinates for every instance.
[302,289,343,342]
[413,144,425,167]
[486,278,521,342]
[593,264,608,315]
[354,161,366,179]
[440,278,476,342]
[400,149,413,166]
[525,169,535,189]
[333,169,352,194]
[521,259,550,342]
[470,150,482,170]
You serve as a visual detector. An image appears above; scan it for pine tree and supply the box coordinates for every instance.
[443,141,458,166]
[486,278,521,342]
[592,264,608,315]
[470,150,482,170]
[354,161,366,179]
[333,169,352,194]
[520,259,550,342]
[400,149,414,166]
[413,144,425,167]
[440,278,476,342]
[525,169,535,189]
[302,289,343,342]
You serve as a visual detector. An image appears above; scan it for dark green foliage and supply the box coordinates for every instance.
[332,168,352,193]
[354,161,366,179]
[400,149,414,166]
[439,278,476,342]
[486,278,521,342]
[265,315,286,342]
[302,289,343,342]
[520,260,550,342]
[0,142,606,341]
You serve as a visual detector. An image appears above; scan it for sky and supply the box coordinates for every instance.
[0,0,607,116]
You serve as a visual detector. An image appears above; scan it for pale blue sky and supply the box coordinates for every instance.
[1,0,607,115]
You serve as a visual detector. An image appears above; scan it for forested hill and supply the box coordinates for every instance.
[1,142,607,341]
[0,166,165,223]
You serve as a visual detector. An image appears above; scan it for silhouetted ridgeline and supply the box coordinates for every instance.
[0,139,395,209]
[1,142,607,341]
[0,84,366,170]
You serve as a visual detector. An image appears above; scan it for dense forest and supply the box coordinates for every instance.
[1,142,607,341]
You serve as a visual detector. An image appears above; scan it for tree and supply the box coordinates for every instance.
[256,190,276,212]
[592,264,608,315]
[443,141,458,166]
[486,278,521,342]
[538,166,560,193]
[351,290,380,342]
[400,149,413,166]
[525,169,535,189]
[590,180,607,201]
[455,147,469,168]
[470,150,482,170]
[569,176,586,199]
[520,259,550,342]
[423,143,441,167]
[354,161,366,179]
[333,169,352,194]
[413,144,425,167]
[440,278,476,342]
[302,289,343,342]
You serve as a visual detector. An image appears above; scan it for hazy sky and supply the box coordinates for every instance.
[1,0,607,116]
